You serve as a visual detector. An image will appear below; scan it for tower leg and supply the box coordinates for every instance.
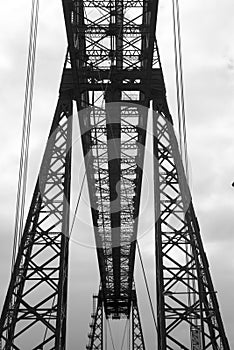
[0,78,73,349]
[153,104,230,350]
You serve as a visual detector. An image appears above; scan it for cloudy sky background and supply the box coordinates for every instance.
[0,0,234,348]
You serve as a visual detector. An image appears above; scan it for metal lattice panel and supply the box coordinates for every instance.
[86,292,103,350]
[86,288,145,350]
[0,92,73,349]
[77,100,149,317]
[62,0,160,317]
[153,109,230,350]
[67,0,159,70]
[0,1,231,349]
[132,290,145,350]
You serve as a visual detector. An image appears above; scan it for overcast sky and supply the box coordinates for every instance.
[0,0,234,349]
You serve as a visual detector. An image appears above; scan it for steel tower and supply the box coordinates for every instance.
[0,0,230,349]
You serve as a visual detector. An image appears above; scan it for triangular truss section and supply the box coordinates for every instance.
[153,107,230,350]
[0,68,73,349]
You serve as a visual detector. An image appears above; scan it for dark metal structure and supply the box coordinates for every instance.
[86,287,145,350]
[0,0,230,349]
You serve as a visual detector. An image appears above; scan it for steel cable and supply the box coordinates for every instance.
[172,0,195,321]
[69,171,86,237]
[172,0,189,182]
[107,319,116,350]
[11,0,39,271]
[136,242,158,334]
[120,176,158,335]
[120,319,129,350]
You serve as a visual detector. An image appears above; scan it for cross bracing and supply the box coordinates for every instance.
[0,0,231,349]
[62,0,161,318]
[0,94,73,348]
[153,110,230,349]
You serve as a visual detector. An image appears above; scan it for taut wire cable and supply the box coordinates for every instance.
[11,0,39,271]
[172,0,189,182]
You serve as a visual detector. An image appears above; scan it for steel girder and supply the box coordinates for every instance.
[61,2,230,347]
[153,105,230,350]
[0,75,73,349]
[86,288,145,350]
[0,0,230,348]
[61,0,160,317]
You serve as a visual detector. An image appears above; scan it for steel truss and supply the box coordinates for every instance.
[62,0,161,318]
[0,0,231,349]
[87,291,103,350]
[153,105,230,349]
[132,289,145,350]
[0,69,73,349]
[86,288,145,350]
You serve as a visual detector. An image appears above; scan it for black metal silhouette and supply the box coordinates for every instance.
[0,1,230,349]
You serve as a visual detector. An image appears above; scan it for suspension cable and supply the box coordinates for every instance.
[120,168,158,335]
[107,320,116,350]
[136,242,158,334]
[11,0,39,271]
[172,0,195,321]
[69,171,86,237]
[104,314,107,350]
[128,315,130,350]
[120,319,129,350]
[172,0,189,182]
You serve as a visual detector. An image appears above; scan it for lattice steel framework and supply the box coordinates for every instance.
[87,292,103,350]
[153,109,230,350]
[0,73,73,349]
[62,0,161,318]
[86,287,145,350]
[0,0,231,349]
[132,289,145,350]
